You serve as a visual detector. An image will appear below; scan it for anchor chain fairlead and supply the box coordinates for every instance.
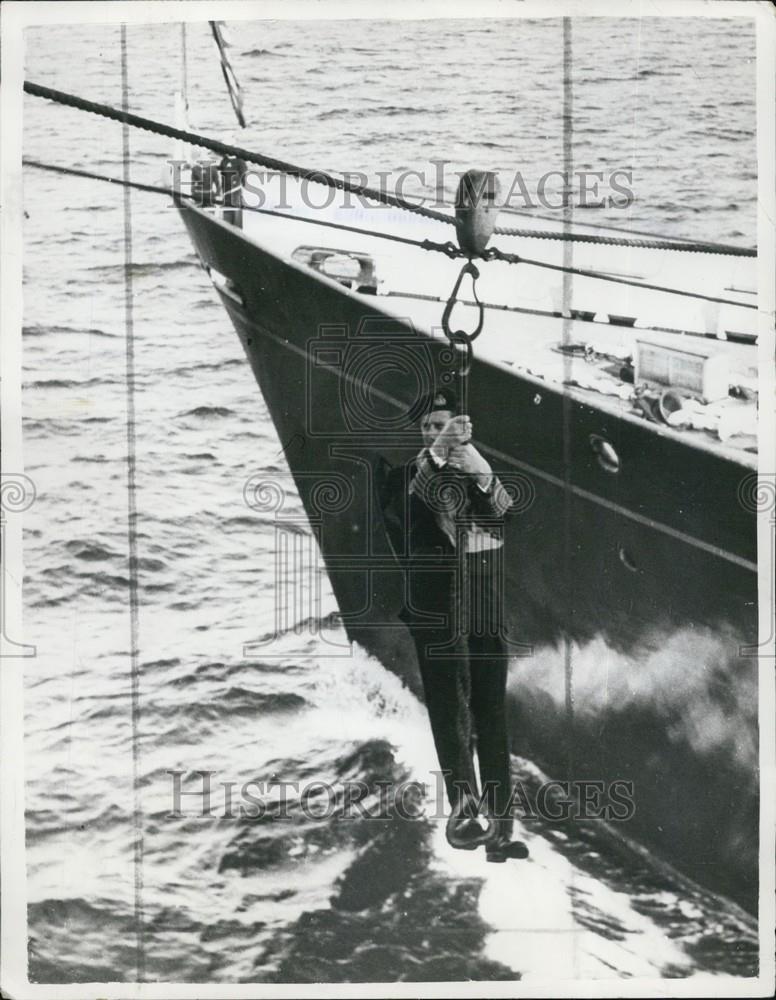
[441,169,502,378]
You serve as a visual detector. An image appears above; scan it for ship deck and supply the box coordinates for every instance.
[205,172,760,464]
[377,291,758,466]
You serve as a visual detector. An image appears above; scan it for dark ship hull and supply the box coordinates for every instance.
[179,202,758,914]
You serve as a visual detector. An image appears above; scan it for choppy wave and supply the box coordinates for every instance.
[169,358,245,376]
[242,47,285,57]
[179,405,235,418]
[84,260,198,277]
[23,323,116,338]
[27,377,118,389]
[65,540,116,561]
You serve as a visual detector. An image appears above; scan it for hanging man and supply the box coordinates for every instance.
[379,386,528,862]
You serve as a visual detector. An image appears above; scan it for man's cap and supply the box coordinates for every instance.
[419,385,459,416]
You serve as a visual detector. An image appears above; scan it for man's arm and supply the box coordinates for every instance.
[409,449,460,512]
[448,443,512,519]
[469,473,512,519]
[411,448,511,521]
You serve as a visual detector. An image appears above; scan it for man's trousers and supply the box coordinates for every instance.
[405,548,513,836]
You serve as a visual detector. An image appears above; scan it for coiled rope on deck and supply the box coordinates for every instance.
[23,80,756,258]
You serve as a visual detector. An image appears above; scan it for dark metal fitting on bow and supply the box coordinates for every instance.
[421,238,465,259]
[454,169,501,257]
[448,334,474,379]
[482,246,520,265]
[441,260,485,380]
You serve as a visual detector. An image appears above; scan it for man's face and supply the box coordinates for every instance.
[420,409,453,448]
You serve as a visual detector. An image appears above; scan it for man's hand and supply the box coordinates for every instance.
[447,443,493,490]
[430,415,472,462]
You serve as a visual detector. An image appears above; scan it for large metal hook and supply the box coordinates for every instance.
[442,260,485,345]
[441,260,484,379]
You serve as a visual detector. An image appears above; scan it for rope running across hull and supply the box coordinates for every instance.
[23,80,756,258]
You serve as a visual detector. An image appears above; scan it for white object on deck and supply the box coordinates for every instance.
[635,338,730,402]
